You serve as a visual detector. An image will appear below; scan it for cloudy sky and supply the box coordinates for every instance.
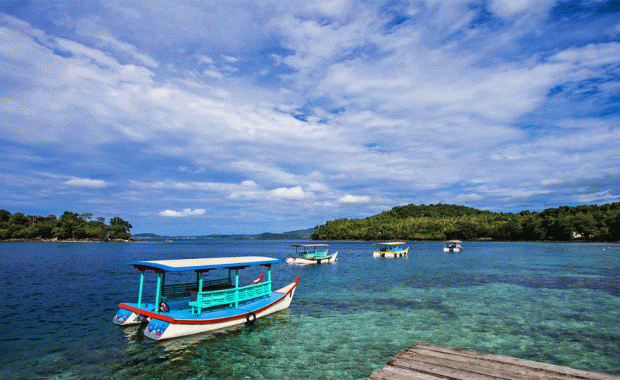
[1,1,619,235]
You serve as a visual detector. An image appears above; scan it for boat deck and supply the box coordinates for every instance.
[124,291,284,320]
[367,343,620,380]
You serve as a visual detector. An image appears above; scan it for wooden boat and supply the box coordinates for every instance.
[443,240,463,253]
[286,244,338,264]
[113,256,299,340]
[373,242,409,258]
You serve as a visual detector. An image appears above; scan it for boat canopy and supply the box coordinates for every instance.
[373,242,406,246]
[445,240,462,244]
[125,256,282,272]
[291,244,328,248]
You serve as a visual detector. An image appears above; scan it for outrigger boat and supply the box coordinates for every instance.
[373,242,409,258]
[113,256,299,340]
[443,240,463,253]
[286,244,338,265]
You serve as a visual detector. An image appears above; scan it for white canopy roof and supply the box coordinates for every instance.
[126,256,282,272]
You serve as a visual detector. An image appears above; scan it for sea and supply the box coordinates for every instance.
[0,240,619,379]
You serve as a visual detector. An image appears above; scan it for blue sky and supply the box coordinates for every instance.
[1,0,619,235]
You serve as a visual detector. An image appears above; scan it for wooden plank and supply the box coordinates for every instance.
[397,352,564,380]
[403,348,572,380]
[412,343,620,380]
[368,365,448,380]
[390,357,506,380]
[368,343,620,380]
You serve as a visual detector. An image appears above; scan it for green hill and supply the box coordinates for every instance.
[311,203,620,242]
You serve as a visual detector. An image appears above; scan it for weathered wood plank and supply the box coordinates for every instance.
[412,343,620,380]
[368,365,448,380]
[390,357,508,380]
[367,343,620,380]
[402,349,571,380]
[398,351,569,380]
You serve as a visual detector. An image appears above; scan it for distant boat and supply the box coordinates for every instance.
[113,256,299,340]
[373,242,409,258]
[443,240,463,253]
[286,244,338,265]
[165,239,173,243]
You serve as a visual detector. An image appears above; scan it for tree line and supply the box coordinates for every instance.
[311,203,620,242]
[0,210,133,241]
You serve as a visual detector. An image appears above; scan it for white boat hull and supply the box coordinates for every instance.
[444,247,463,253]
[286,251,337,265]
[115,279,299,340]
[113,309,146,325]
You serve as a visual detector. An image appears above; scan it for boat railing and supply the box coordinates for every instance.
[162,278,230,299]
[298,249,329,258]
[189,281,271,315]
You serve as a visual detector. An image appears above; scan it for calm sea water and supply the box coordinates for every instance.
[0,240,619,379]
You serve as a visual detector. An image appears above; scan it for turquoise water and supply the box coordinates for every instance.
[0,240,619,379]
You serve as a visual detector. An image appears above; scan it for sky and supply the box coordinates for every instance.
[1,0,619,235]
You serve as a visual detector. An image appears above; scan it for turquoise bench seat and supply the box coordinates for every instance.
[189,281,271,314]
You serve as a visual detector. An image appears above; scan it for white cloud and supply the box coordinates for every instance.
[339,194,371,204]
[488,0,556,18]
[269,186,307,201]
[221,54,239,63]
[64,178,107,188]
[574,190,620,204]
[454,193,484,202]
[203,69,223,79]
[159,208,206,217]
[198,55,214,64]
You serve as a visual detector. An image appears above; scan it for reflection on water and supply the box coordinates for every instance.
[0,241,619,379]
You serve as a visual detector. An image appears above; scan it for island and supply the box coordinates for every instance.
[0,210,133,242]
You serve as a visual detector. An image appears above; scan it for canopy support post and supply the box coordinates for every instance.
[234,269,239,309]
[155,272,162,312]
[197,272,204,315]
[267,265,272,296]
[137,271,144,308]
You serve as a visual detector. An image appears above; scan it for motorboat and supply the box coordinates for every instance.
[443,240,463,253]
[286,244,338,264]
[113,256,299,340]
[373,242,409,258]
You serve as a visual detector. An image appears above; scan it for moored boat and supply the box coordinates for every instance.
[286,244,338,265]
[443,240,463,253]
[373,242,409,258]
[113,256,299,340]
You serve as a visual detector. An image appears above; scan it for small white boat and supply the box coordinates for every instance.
[286,244,338,265]
[113,256,299,340]
[373,242,409,258]
[443,240,463,253]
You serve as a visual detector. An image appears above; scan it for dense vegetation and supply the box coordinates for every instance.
[311,203,620,242]
[0,210,133,241]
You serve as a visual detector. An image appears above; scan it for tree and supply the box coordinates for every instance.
[109,217,132,239]
[609,210,620,241]
[0,209,11,223]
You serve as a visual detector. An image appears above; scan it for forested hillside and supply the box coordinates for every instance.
[0,210,133,240]
[311,203,620,242]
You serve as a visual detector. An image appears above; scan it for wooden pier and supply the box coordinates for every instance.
[368,342,620,380]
